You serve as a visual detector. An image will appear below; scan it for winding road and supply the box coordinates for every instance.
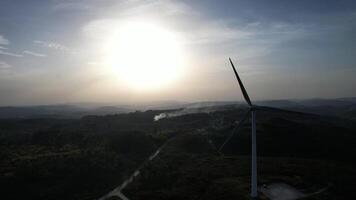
[97,138,172,200]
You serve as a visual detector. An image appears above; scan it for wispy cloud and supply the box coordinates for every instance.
[23,50,47,57]
[52,0,191,15]
[0,50,23,57]
[0,35,9,45]
[87,61,103,66]
[33,40,69,51]
[0,61,11,69]
[52,1,92,11]
[0,35,23,58]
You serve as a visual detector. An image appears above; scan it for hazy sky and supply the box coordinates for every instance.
[1,0,356,106]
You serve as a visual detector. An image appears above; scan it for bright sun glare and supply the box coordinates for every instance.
[106,21,185,91]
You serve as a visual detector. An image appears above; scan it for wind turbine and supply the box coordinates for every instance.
[219,58,305,199]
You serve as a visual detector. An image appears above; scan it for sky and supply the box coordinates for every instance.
[0,0,356,106]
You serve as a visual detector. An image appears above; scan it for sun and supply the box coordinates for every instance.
[106,21,185,91]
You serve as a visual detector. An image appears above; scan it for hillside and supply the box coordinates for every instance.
[0,105,355,199]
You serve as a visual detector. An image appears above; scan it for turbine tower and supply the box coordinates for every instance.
[219,58,304,199]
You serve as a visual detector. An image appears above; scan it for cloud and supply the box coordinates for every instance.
[184,20,253,45]
[116,0,193,17]
[0,35,24,58]
[23,50,47,57]
[52,2,92,11]
[80,0,313,73]
[33,40,69,51]
[87,61,104,66]
[0,50,23,57]
[0,61,11,69]
[51,0,98,11]
[52,0,192,16]
[0,35,9,45]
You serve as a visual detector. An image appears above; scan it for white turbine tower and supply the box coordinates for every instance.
[219,58,305,199]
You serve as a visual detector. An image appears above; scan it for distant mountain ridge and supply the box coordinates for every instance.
[0,105,131,119]
[0,97,355,119]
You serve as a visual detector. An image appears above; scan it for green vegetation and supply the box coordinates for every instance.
[0,111,164,200]
[0,107,355,199]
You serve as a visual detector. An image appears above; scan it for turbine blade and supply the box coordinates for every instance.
[229,58,252,106]
[218,110,251,152]
[255,106,311,115]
